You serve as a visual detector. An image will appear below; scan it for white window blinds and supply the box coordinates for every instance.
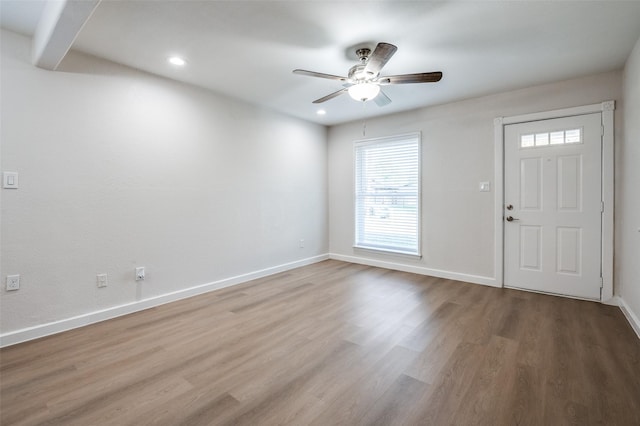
[354,133,421,256]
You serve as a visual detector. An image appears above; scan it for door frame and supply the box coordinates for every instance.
[493,101,615,302]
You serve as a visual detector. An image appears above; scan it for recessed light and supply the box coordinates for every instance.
[168,56,186,66]
[316,109,326,115]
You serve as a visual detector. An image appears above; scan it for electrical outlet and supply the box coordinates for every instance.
[135,267,145,281]
[299,239,305,248]
[6,275,20,291]
[97,273,108,288]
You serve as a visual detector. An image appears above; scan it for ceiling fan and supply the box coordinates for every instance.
[293,42,442,106]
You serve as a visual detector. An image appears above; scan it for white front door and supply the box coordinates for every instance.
[504,113,602,300]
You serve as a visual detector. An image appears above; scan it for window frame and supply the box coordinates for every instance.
[353,132,422,258]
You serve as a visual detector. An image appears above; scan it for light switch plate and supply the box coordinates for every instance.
[3,172,18,189]
[479,181,491,192]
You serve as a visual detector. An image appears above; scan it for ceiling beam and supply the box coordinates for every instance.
[32,0,100,70]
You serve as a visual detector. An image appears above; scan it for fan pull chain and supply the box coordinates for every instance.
[362,100,367,136]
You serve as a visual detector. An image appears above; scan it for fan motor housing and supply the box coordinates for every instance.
[348,64,375,82]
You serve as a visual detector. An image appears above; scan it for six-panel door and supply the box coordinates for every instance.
[504,113,602,300]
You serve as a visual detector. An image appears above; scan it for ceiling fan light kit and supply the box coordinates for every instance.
[348,83,380,102]
[293,42,442,106]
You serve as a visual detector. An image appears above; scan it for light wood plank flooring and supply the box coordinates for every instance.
[1,260,639,425]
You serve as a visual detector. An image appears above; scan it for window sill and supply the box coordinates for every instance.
[353,245,423,260]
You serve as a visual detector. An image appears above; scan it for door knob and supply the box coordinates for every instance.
[506,216,519,222]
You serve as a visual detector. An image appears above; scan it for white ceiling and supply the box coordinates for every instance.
[2,0,640,125]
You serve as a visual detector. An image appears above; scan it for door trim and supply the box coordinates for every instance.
[494,101,615,302]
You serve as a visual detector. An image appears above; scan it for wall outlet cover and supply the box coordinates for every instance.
[6,275,20,291]
[97,274,108,288]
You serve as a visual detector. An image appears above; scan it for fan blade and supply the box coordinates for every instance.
[293,69,348,82]
[364,43,397,75]
[379,72,443,85]
[374,90,392,107]
[312,88,348,104]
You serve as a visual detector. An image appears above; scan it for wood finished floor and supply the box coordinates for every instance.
[1,260,639,425]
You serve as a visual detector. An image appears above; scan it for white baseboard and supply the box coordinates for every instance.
[0,254,329,348]
[329,253,499,288]
[617,296,640,340]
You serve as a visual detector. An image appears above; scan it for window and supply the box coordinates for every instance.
[520,128,582,148]
[354,133,421,256]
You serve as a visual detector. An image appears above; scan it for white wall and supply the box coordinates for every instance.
[0,30,328,338]
[328,71,622,284]
[619,35,640,335]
